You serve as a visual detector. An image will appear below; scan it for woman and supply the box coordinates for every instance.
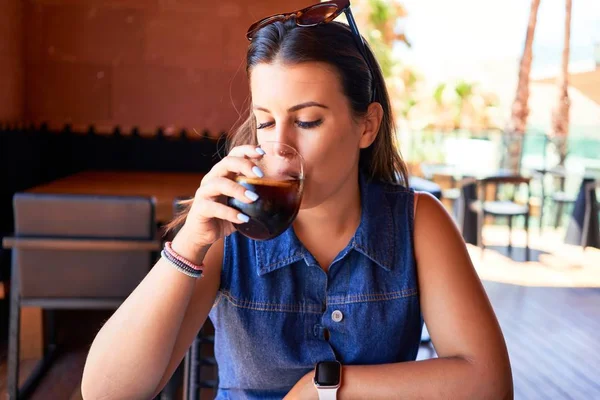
[82,1,512,398]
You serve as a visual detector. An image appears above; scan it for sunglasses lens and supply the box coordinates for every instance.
[298,4,339,26]
[247,15,286,39]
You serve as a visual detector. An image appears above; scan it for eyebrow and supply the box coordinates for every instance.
[253,101,329,113]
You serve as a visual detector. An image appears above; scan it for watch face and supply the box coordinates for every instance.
[315,360,341,387]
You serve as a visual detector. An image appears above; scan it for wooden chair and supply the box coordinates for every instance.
[472,176,532,261]
[2,193,161,399]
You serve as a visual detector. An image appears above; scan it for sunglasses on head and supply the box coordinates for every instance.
[246,0,377,103]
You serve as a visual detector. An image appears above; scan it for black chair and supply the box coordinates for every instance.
[165,198,218,400]
[532,166,577,232]
[182,323,218,400]
[408,176,442,200]
[472,176,532,261]
[549,170,577,229]
[580,180,600,250]
[454,178,478,245]
[1,193,161,399]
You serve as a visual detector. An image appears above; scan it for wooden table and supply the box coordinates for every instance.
[27,170,205,223]
[19,170,204,360]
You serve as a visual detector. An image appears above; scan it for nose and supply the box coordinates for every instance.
[273,122,290,145]
[272,121,297,150]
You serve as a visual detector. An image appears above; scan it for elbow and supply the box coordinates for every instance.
[81,354,159,400]
[469,357,513,400]
[491,374,514,400]
[80,354,123,400]
[81,357,108,400]
[497,369,514,400]
[81,372,100,400]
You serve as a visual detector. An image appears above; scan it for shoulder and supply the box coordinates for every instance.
[413,191,454,235]
[413,190,442,214]
[413,190,467,265]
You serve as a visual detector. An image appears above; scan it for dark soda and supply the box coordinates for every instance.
[228,176,303,240]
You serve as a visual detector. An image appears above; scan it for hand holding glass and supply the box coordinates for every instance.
[227,142,304,240]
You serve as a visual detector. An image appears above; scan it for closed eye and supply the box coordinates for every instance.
[256,120,323,130]
[296,119,323,129]
[256,121,274,130]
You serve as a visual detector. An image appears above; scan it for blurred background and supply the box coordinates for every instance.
[1,0,599,399]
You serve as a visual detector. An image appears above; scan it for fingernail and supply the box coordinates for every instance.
[255,147,266,155]
[245,190,259,202]
[237,213,250,223]
[252,166,264,178]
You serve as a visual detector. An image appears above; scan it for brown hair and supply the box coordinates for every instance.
[167,19,408,232]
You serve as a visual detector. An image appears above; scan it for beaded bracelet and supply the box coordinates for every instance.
[164,241,204,271]
[161,241,204,279]
[161,249,202,279]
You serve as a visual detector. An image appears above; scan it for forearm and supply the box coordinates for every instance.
[339,357,512,400]
[82,248,208,399]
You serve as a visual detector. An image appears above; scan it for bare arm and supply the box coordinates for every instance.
[151,238,224,396]
[81,234,222,400]
[286,193,513,399]
[82,144,265,399]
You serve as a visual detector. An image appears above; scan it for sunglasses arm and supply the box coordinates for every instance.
[343,8,378,102]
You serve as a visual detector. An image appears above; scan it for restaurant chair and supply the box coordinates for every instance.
[408,176,442,200]
[168,198,218,400]
[2,193,161,399]
[548,169,577,229]
[581,180,600,250]
[454,178,478,245]
[471,175,532,261]
[534,166,579,229]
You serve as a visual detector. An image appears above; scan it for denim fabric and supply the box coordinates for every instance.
[209,174,423,399]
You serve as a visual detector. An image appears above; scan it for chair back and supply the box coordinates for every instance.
[477,175,531,203]
[582,180,600,249]
[171,198,219,399]
[12,193,157,299]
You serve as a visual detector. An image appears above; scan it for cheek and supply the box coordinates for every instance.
[301,127,361,176]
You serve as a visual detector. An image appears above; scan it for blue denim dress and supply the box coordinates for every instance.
[209,174,423,399]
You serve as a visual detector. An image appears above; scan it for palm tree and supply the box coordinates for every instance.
[504,0,542,172]
[550,0,572,167]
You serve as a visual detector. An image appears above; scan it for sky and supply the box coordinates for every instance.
[394,0,600,82]
[389,0,600,132]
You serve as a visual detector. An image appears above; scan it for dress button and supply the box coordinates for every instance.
[331,310,343,322]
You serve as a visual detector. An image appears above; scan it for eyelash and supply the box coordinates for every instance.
[257,119,323,130]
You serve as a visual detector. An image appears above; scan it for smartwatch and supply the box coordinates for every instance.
[313,360,342,400]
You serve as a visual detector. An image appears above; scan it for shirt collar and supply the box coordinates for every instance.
[255,172,399,276]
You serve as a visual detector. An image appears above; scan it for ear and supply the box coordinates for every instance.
[358,102,384,149]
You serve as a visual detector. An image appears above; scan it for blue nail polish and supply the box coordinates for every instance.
[237,213,250,223]
[245,190,259,202]
[256,147,266,155]
[252,166,264,178]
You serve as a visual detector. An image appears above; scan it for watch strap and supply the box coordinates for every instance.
[316,387,338,400]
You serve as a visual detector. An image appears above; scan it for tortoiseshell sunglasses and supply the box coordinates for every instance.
[246,0,377,102]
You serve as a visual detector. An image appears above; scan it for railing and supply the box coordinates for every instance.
[401,127,600,172]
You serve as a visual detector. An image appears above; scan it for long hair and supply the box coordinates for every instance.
[167,19,408,231]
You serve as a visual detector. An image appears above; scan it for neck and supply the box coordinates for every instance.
[293,170,362,240]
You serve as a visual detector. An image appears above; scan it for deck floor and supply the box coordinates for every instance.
[2,226,599,399]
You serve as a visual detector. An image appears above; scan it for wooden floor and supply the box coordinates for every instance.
[2,283,599,399]
[419,282,600,399]
[2,224,600,399]
[485,282,600,399]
